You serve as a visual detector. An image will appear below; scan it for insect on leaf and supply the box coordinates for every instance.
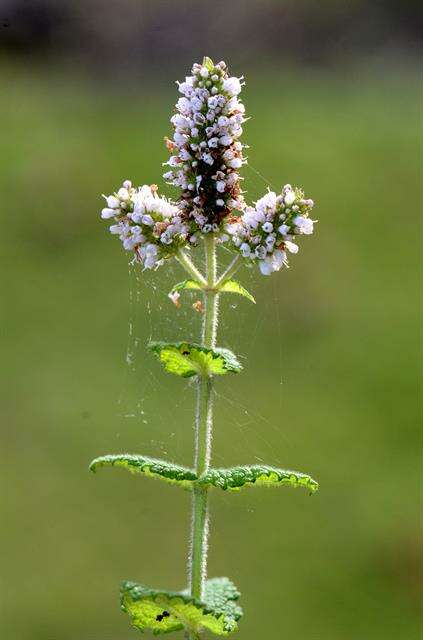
[199,465,318,493]
[219,279,256,304]
[89,454,197,488]
[148,342,242,378]
[121,576,242,636]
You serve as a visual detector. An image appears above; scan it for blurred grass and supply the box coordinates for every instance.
[1,64,421,639]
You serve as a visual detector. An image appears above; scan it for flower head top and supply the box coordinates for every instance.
[100,58,317,276]
[101,181,189,269]
[226,185,315,275]
[163,56,246,234]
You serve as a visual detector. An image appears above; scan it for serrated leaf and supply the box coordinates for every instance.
[170,279,203,294]
[148,342,242,378]
[219,280,256,304]
[199,465,318,493]
[121,577,242,636]
[89,454,197,488]
[203,577,243,624]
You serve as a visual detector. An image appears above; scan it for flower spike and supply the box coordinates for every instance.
[164,56,246,234]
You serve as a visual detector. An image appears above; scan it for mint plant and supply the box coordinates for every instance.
[92,57,318,639]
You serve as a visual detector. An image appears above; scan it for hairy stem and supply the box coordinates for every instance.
[215,254,242,287]
[189,234,219,617]
[176,248,207,286]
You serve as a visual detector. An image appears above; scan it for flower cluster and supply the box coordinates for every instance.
[100,59,317,277]
[163,56,246,233]
[226,185,316,275]
[101,181,189,269]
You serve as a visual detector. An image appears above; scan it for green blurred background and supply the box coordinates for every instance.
[1,1,422,638]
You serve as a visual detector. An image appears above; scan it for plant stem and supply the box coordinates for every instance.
[215,254,242,287]
[176,248,207,286]
[189,234,219,613]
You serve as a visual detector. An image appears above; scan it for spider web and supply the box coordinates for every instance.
[112,164,294,482]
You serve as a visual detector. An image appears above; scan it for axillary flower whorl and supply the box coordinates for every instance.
[226,185,316,275]
[163,56,246,233]
[101,181,189,270]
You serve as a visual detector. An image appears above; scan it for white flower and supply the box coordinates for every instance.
[223,77,242,96]
[122,237,135,251]
[283,185,296,206]
[256,191,277,213]
[266,235,276,248]
[240,242,251,258]
[202,152,214,165]
[171,113,189,127]
[130,212,142,223]
[191,96,203,112]
[117,187,129,199]
[294,215,314,235]
[176,97,191,115]
[160,231,173,244]
[104,195,120,209]
[259,259,273,276]
[174,131,188,147]
[228,157,243,169]
[219,135,232,146]
[272,249,287,270]
[207,96,220,109]
[101,208,116,219]
[255,245,267,259]
[262,222,273,233]
[285,240,299,254]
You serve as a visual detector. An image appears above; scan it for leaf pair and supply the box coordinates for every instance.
[149,341,242,378]
[171,278,256,304]
[90,454,319,494]
[121,576,242,636]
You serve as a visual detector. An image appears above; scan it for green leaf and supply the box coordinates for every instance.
[89,454,197,488]
[121,577,242,636]
[203,577,243,626]
[170,279,255,305]
[148,342,242,378]
[170,279,203,294]
[219,279,256,304]
[199,465,318,494]
[203,56,215,72]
